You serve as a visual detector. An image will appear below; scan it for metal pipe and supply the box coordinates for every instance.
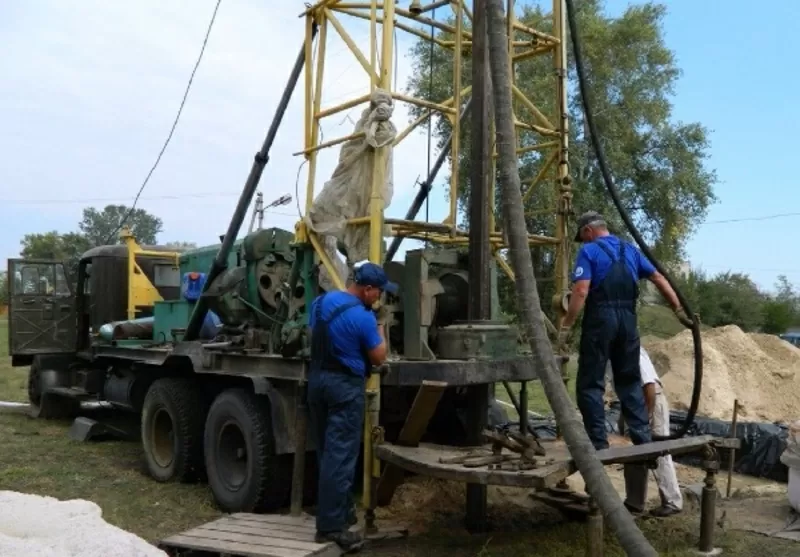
[184,26,318,341]
[289,382,309,516]
[464,0,490,534]
[726,399,739,498]
[698,467,718,552]
[384,97,473,262]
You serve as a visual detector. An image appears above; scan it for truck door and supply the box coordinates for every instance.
[7,259,77,361]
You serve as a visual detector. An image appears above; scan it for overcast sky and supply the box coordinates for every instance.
[0,0,439,269]
[3,0,800,292]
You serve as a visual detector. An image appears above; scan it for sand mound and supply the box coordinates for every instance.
[644,325,800,422]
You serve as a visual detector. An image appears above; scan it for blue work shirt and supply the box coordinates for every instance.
[571,235,656,290]
[309,291,383,377]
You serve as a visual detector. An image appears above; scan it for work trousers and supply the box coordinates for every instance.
[307,369,365,534]
[624,387,684,512]
[577,307,652,450]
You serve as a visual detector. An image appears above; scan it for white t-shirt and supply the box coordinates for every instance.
[605,347,661,388]
[639,347,661,387]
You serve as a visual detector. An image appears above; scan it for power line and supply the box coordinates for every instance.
[103,0,222,244]
[703,211,800,225]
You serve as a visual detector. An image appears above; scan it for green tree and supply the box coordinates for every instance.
[79,205,162,246]
[19,231,92,280]
[762,275,799,334]
[675,269,765,332]
[405,0,716,318]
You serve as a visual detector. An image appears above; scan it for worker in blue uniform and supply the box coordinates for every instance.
[560,211,684,451]
[560,211,685,514]
[308,262,396,551]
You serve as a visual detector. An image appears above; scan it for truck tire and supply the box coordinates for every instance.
[141,378,207,483]
[28,357,80,420]
[204,388,291,513]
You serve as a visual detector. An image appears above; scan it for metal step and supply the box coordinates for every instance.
[48,386,94,400]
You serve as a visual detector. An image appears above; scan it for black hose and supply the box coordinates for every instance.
[564,0,702,441]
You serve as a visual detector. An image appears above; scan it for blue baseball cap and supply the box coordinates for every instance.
[354,262,398,295]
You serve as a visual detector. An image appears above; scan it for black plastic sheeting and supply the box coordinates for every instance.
[494,400,790,483]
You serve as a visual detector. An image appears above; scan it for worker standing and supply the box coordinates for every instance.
[307,262,396,551]
[560,211,684,452]
[620,346,684,517]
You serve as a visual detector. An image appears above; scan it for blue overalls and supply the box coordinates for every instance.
[576,240,652,451]
[307,294,369,534]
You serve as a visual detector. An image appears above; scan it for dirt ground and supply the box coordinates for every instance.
[1,318,798,556]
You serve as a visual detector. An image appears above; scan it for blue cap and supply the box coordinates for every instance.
[354,262,398,295]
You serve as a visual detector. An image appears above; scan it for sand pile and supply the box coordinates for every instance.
[644,325,800,422]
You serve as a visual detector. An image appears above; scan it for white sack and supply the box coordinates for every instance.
[306,88,396,290]
[0,491,166,557]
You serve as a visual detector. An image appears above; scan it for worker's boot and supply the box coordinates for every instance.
[649,504,681,518]
[315,529,364,552]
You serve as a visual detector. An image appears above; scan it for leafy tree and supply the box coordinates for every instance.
[762,275,800,334]
[79,205,162,246]
[19,231,92,280]
[674,269,765,332]
[405,0,716,319]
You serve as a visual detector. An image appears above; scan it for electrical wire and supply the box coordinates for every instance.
[564,0,702,441]
[102,0,223,245]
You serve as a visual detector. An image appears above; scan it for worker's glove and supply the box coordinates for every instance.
[556,326,571,350]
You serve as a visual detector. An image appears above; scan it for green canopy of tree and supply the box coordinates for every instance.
[404,0,717,317]
[671,270,800,334]
[17,205,172,284]
[19,231,92,280]
[79,205,162,246]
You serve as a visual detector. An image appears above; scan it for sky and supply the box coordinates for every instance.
[1,0,798,292]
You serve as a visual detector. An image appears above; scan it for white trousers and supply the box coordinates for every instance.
[624,387,684,511]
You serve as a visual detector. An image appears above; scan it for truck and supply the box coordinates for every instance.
[6,222,531,515]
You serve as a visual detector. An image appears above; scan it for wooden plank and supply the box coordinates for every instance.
[376,380,447,506]
[594,435,716,465]
[200,520,318,542]
[162,533,340,557]
[174,528,323,552]
[228,513,317,530]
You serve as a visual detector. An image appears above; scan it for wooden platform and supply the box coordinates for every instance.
[374,434,725,491]
[159,513,341,557]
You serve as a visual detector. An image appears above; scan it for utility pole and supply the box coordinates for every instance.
[465,0,491,534]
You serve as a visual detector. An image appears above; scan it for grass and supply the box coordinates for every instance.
[0,316,797,555]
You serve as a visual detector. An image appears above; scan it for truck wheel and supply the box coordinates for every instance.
[141,378,207,483]
[28,357,79,420]
[204,388,291,513]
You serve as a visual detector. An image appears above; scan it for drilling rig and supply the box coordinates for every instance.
[7,0,574,537]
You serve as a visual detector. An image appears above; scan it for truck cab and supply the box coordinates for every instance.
[6,228,180,366]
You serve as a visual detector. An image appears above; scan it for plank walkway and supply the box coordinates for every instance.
[159,513,341,557]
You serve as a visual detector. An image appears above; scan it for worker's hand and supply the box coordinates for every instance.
[375,305,392,326]
[673,306,692,327]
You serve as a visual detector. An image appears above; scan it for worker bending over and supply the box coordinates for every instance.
[308,262,396,551]
[609,349,685,515]
[560,211,684,451]
[617,347,684,517]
